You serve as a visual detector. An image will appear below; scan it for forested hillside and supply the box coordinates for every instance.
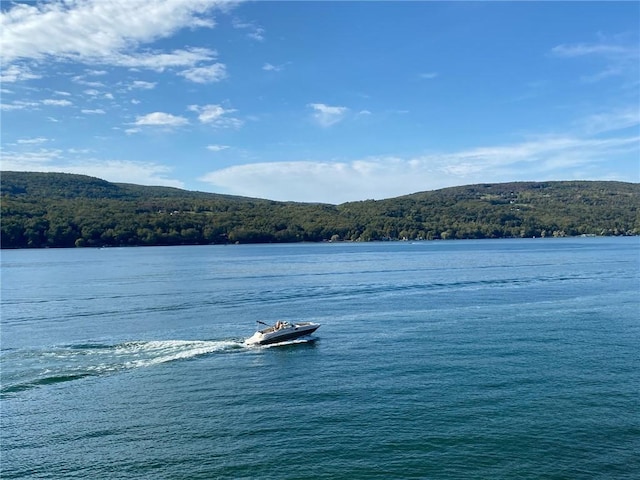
[1,171,638,248]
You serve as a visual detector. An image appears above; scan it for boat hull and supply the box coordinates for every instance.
[245,322,320,346]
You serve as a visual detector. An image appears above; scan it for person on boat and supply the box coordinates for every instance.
[274,321,282,330]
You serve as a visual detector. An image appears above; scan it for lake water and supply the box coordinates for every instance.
[1,238,639,479]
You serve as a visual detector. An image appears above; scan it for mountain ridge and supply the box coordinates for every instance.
[2,171,638,248]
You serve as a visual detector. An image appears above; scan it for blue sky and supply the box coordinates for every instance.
[2,0,639,203]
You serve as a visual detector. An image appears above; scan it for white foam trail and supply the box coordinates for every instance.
[115,340,241,368]
[2,340,246,396]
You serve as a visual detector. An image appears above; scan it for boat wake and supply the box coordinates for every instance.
[1,339,244,397]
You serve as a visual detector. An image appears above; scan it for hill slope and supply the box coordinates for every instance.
[1,172,638,248]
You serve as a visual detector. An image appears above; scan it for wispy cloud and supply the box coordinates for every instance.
[82,109,106,115]
[41,99,73,107]
[433,135,638,175]
[419,72,438,80]
[207,144,230,152]
[0,101,38,111]
[2,150,65,171]
[109,48,218,72]
[263,62,288,72]
[232,17,265,41]
[551,34,639,83]
[188,104,243,128]
[308,103,349,127]
[64,160,185,188]
[551,42,636,58]
[128,80,157,90]
[200,119,640,203]
[178,63,227,83]
[1,148,184,188]
[577,108,640,135]
[1,98,72,110]
[72,74,106,88]
[17,137,50,145]
[0,64,41,83]
[134,112,189,127]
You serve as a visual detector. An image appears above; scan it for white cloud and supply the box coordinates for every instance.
[1,148,184,188]
[248,29,265,42]
[207,144,230,152]
[578,108,640,135]
[17,137,50,145]
[434,135,639,175]
[73,76,105,88]
[82,109,106,115]
[199,133,640,203]
[551,36,639,83]
[308,103,349,127]
[200,159,422,203]
[232,18,265,41]
[2,97,76,110]
[551,43,637,58]
[188,104,243,128]
[128,80,157,90]
[178,63,227,83]
[1,148,64,168]
[1,1,217,61]
[0,63,41,83]
[262,62,291,72]
[112,47,217,71]
[0,100,39,111]
[0,1,228,73]
[42,99,73,106]
[419,72,438,80]
[134,112,189,127]
[66,160,185,188]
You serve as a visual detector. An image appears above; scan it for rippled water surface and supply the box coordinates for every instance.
[2,238,639,479]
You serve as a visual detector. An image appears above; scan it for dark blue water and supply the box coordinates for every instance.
[1,238,639,479]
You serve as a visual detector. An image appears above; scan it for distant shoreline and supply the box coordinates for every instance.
[2,233,637,251]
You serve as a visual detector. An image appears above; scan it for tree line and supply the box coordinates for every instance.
[1,172,638,248]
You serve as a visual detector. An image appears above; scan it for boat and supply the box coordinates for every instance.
[245,320,320,346]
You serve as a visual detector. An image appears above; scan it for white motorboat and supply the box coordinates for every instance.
[245,320,320,346]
